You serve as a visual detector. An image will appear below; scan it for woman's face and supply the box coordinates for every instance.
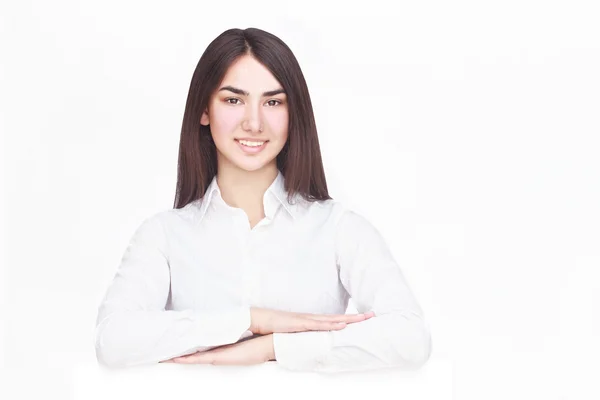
[201,54,289,173]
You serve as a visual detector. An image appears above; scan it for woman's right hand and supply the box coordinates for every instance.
[249,307,375,335]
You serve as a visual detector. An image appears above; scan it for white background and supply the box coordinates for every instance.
[1,1,599,399]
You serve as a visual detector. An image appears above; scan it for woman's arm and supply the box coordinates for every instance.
[95,213,253,368]
[272,209,432,372]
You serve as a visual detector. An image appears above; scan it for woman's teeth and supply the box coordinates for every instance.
[238,139,265,147]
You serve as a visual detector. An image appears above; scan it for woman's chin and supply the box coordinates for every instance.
[231,158,273,173]
[217,149,278,173]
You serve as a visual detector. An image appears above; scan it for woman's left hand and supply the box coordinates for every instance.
[161,334,275,365]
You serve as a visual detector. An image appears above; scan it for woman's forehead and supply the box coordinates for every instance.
[219,55,282,94]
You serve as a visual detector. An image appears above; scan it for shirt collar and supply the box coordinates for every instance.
[196,170,296,224]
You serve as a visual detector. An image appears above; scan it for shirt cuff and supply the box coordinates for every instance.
[272,330,334,371]
[181,306,252,352]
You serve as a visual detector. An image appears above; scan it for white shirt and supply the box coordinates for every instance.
[94,170,432,372]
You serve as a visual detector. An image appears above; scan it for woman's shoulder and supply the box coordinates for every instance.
[139,199,203,228]
[297,197,361,225]
[315,197,381,229]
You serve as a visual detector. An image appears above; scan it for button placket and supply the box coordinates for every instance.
[234,206,269,307]
[231,210,251,306]
[245,230,262,305]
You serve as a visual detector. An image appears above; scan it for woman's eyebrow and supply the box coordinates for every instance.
[218,85,285,97]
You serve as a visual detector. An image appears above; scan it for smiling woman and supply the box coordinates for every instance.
[199,57,290,171]
[174,27,329,206]
[94,27,431,373]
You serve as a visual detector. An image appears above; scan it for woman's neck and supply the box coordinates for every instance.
[216,162,279,213]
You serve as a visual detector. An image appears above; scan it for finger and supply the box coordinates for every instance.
[294,312,363,320]
[306,313,370,323]
[300,319,348,332]
[173,352,213,364]
[326,311,376,320]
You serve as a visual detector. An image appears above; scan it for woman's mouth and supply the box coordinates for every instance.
[235,139,268,154]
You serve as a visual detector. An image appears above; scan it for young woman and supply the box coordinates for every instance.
[94,27,431,373]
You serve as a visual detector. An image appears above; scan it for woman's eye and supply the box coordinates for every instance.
[266,100,281,107]
[226,98,241,105]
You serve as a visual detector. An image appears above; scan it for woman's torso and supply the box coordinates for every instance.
[158,195,351,315]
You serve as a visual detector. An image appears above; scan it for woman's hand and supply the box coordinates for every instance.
[161,310,376,365]
[249,308,375,335]
[161,334,275,365]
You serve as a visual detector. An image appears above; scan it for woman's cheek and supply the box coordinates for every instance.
[266,109,289,137]
[212,105,242,135]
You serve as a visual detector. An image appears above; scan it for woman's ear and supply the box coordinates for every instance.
[200,108,210,126]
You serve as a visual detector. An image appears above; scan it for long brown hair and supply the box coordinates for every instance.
[173,27,332,209]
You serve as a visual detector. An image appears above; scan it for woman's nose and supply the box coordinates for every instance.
[242,106,263,132]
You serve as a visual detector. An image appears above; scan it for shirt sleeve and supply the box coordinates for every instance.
[94,213,253,368]
[272,209,432,372]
